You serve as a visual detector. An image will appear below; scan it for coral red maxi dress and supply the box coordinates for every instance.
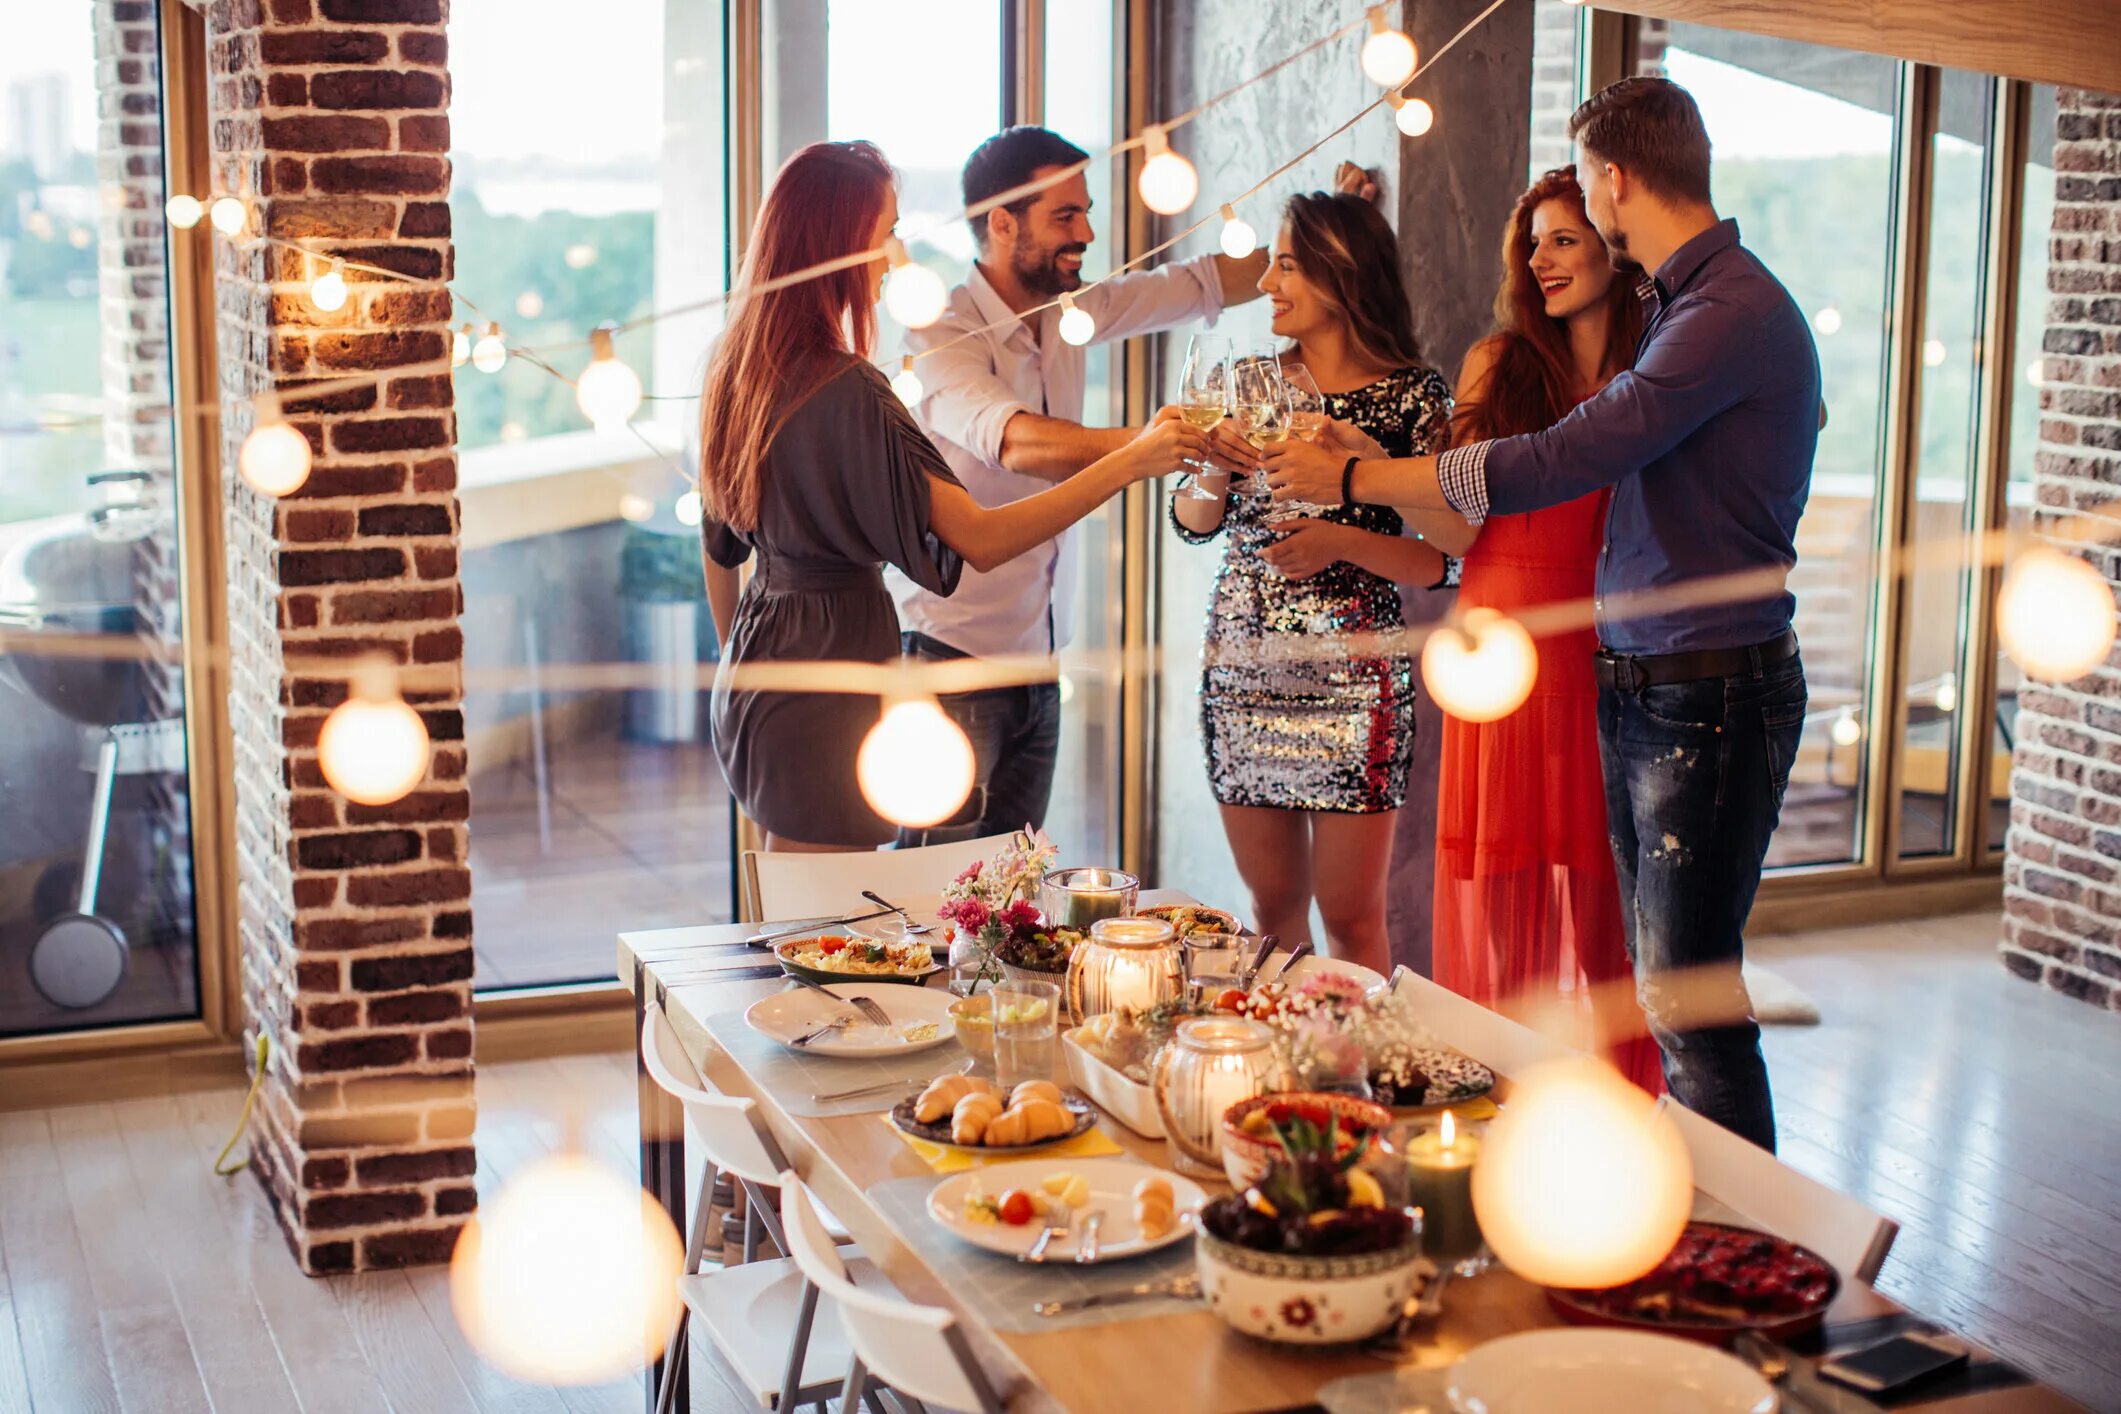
[1432,463,1665,1094]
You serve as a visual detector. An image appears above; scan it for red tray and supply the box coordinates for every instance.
[1546,1220,1839,1347]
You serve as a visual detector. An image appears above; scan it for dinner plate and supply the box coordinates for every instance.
[1547,1221,1838,1344]
[1445,1329,1777,1414]
[744,982,957,1058]
[773,936,944,988]
[1279,955,1388,993]
[926,1156,1207,1263]
[848,904,946,945]
[888,1092,1100,1153]
[1376,1046,1497,1109]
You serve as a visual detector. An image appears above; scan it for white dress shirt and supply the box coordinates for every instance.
[897,256,1224,658]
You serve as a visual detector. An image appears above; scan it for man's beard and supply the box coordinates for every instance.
[1016,242,1088,297]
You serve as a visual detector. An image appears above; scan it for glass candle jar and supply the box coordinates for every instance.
[1040,866,1139,930]
[1066,916,1182,1022]
[1151,1015,1279,1178]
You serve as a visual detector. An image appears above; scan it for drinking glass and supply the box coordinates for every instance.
[992,978,1061,1090]
[1270,362,1330,523]
[1181,932,1247,998]
[1175,334,1231,502]
[1231,354,1291,497]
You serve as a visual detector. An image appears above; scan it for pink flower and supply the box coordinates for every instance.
[940,897,990,933]
[954,859,984,885]
[1298,972,1367,1004]
[999,899,1042,935]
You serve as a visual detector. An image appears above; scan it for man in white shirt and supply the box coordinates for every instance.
[902,126,1267,841]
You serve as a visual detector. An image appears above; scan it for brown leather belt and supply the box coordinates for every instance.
[1594,629,1799,691]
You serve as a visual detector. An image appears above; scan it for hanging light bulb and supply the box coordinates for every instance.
[2025,358,2046,387]
[1472,1057,1693,1289]
[857,696,975,829]
[1922,337,1948,367]
[238,396,312,497]
[1421,607,1536,722]
[1057,292,1097,347]
[515,289,545,319]
[1217,204,1257,259]
[673,490,704,528]
[1360,5,1419,88]
[890,354,924,408]
[471,322,508,374]
[1933,672,1958,715]
[1137,125,1199,216]
[309,260,348,313]
[451,322,473,368]
[1830,707,1862,748]
[1812,304,1843,337]
[452,1143,683,1386]
[318,659,431,806]
[563,242,599,269]
[882,238,948,330]
[209,195,245,235]
[575,325,643,431]
[165,193,203,229]
[1387,89,1436,137]
[1999,545,2116,682]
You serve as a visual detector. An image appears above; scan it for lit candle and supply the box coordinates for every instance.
[1041,866,1139,929]
[1402,1110,1482,1263]
[1068,916,1181,1020]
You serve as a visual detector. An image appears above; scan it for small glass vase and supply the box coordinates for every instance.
[1151,1016,1278,1179]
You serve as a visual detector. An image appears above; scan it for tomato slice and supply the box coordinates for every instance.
[997,1190,1035,1226]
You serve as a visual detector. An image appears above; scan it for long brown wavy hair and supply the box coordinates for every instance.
[700,140,894,531]
[1452,167,1642,445]
[1279,191,1424,372]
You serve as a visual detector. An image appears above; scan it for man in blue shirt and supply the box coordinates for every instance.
[1265,77,1817,1151]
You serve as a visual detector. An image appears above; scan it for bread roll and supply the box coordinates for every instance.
[1009,1080,1065,1109]
[1134,1175,1176,1238]
[984,1106,1028,1147]
[951,1092,1002,1144]
[1016,1097,1073,1142]
[914,1074,993,1123]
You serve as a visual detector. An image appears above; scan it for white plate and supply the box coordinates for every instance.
[848,905,946,945]
[1277,955,1388,993]
[927,1156,1207,1264]
[744,982,957,1058]
[1446,1330,1777,1414]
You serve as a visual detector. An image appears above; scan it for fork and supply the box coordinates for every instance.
[791,1015,854,1049]
[1074,1210,1105,1264]
[786,972,891,1027]
[862,890,932,936]
[1023,1201,1073,1264]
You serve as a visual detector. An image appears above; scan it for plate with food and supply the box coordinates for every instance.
[774,934,942,988]
[1134,903,1245,938]
[890,1076,1099,1152]
[928,1157,1206,1262]
[1368,1044,1496,1108]
[1548,1220,1840,1344]
[744,981,956,1058]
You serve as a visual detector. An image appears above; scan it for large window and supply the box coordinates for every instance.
[0,2,201,1035]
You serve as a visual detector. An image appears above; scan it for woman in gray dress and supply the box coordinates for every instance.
[700,140,1204,850]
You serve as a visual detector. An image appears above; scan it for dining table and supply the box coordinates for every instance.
[619,899,2082,1414]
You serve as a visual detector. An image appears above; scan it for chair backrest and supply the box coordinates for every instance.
[640,1001,787,1186]
[778,1172,1003,1414]
[745,832,1019,923]
[1390,967,1575,1079]
[1662,1097,1898,1284]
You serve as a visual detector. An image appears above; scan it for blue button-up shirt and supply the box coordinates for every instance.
[1435,219,1820,655]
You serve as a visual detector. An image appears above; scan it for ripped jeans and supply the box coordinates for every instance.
[1596,654,1806,1152]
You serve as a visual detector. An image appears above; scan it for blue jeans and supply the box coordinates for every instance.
[897,633,1062,847]
[1596,653,1807,1152]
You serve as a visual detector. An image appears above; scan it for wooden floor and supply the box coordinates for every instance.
[1,910,2116,1412]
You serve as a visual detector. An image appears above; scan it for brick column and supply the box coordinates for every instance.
[2002,86,2121,1012]
[206,0,475,1273]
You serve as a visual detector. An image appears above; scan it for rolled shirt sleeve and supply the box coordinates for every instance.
[907,329,1035,467]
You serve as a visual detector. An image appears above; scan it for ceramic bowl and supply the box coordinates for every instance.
[1196,1227,1424,1345]
[1220,1092,1394,1192]
[948,994,995,1066]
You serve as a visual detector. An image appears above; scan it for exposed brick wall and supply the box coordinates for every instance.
[205,0,475,1273]
[2002,86,2121,1012]
[1527,0,1578,180]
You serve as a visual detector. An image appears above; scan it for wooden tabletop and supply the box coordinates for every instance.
[620,921,2081,1414]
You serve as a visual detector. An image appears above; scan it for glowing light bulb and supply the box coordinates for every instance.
[575,326,643,431]
[238,401,312,497]
[516,289,545,319]
[1137,126,1199,216]
[67,226,91,249]
[1830,708,1861,748]
[209,196,245,235]
[1934,672,1958,715]
[673,491,704,527]
[318,662,430,806]
[472,324,508,374]
[1471,1057,1693,1289]
[1813,305,1843,336]
[1057,292,1096,347]
[499,420,527,443]
[1217,204,1257,259]
[1390,92,1436,137]
[2025,359,2045,387]
[1360,7,1419,88]
[1999,545,2116,682]
[451,322,472,368]
[452,1148,683,1386]
[310,264,348,313]
[165,194,203,229]
[618,493,654,523]
[564,242,599,269]
[882,238,948,330]
[891,355,924,408]
[857,696,975,829]
[1421,607,1536,722]
[1923,337,1947,367]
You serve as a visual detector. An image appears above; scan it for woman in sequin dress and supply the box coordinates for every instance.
[1171,187,1452,976]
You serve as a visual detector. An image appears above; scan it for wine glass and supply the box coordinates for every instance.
[1231,353,1291,497]
[1273,362,1329,523]
[1174,335,1231,502]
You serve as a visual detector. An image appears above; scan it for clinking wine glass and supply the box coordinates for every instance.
[1232,354,1291,498]
[1175,335,1231,503]
[1271,361,1329,523]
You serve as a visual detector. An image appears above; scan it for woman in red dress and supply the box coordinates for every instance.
[1433,168,1663,1092]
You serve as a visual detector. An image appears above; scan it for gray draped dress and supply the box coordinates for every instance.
[704,360,964,846]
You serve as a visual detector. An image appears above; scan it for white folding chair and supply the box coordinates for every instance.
[1390,966,1577,1079]
[1661,1097,1898,1284]
[744,831,1018,923]
[641,1002,879,1413]
[779,1170,1008,1414]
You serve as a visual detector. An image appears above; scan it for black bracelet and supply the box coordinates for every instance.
[1341,456,1358,507]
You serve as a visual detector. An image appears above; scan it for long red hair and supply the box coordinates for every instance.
[700,140,894,531]
[1452,167,1642,445]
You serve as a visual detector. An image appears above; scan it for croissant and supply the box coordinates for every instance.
[984,1106,1029,1147]
[1134,1175,1176,1239]
[1016,1097,1074,1142]
[951,1092,1003,1144]
[1010,1080,1065,1109]
[915,1074,992,1124]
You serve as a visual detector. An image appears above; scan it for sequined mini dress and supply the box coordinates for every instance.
[1172,364,1452,813]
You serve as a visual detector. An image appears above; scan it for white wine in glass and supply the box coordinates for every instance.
[1176,335,1231,502]
[1232,356,1292,493]
[1282,361,1327,442]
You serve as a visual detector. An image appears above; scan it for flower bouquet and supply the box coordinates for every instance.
[1212,973,1485,1106]
[937,829,1081,992]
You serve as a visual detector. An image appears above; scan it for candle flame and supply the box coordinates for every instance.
[1440,1110,1456,1149]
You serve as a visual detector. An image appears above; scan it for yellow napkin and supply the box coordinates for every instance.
[884,1114,1125,1174]
[1401,1096,1499,1123]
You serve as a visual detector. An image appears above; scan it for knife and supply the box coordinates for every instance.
[1242,932,1279,987]
[745,908,897,947]
[1268,938,1313,983]
[1033,1274,1199,1316]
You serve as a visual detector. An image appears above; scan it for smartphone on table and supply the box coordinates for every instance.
[1818,1331,1971,1395]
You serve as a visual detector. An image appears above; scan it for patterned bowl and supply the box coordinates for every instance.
[1220,1092,1394,1192]
[1196,1228,1424,1344]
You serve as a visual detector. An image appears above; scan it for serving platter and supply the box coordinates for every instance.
[888,1092,1100,1153]
[772,935,943,988]
[1547,1221,1840,1345]
[927,1156,1208,1263]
